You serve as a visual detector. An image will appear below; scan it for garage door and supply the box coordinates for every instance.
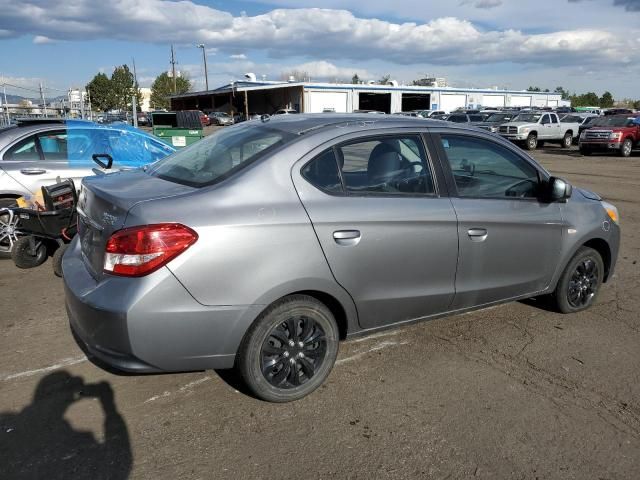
[440,94,467,113]
[510,96,532,107]
[482,95,505,108]
[548,100,559,107]
[307,91,348,113]
[533,97,547,107]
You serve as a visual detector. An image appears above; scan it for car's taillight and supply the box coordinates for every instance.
[104,223,198,277]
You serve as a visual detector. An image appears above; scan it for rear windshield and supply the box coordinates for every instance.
[148,123,295,187]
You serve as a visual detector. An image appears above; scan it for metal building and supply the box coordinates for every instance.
[170,80,563,116]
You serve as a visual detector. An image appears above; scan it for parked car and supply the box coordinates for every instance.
[561,114,598,144]
[498,112,578,150]
[555,106,577,114]
[469,111,518,133]
[136,112,150,126]
[198,110,210,126]
[353,110,385,114]
[604,108,633,116]
[0,119,176,255]
[411,110,446,118]
[442,113,488,123]
[579,114,640,157]
[208,112,234,126]
[274,109,299,115]
[64,114,619,402]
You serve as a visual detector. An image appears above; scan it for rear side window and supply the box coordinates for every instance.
[149,123,295,187]
[338,136,435,195]
[440,134,540,199]
[301,150,343,194]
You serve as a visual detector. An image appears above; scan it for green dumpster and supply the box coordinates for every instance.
[151,111,204,148]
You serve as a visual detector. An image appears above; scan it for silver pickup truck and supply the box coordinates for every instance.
[498,112,580,150]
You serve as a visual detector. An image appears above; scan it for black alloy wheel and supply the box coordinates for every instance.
[237,294,339,402]
[554,247,604,313]
[567,258,599,308]
[260,316,327,389]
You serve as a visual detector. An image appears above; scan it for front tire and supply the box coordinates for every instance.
[561,132,572,148]
[619,138,632,158]
[554,247,604,313]
[237,294,339,402]
[11,236,48,269]
[525,133,538,150]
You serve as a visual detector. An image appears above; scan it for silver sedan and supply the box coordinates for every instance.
[64,114,620,402]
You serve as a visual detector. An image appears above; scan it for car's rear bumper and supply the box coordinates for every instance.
[63,237,263,373]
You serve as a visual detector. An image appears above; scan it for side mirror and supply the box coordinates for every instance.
[546,176,572,202]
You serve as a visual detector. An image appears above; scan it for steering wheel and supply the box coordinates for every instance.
[505,179,536,198]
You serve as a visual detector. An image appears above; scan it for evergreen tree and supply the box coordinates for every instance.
[150,72,191,110]
[85,73,113,112]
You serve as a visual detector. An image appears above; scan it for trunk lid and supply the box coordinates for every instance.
[77,169,194,279]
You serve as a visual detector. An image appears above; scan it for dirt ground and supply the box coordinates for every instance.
[1,145,639,479]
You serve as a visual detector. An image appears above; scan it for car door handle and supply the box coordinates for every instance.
[468,228,488,242]
[333,230,361,246]
[20,168,47,175]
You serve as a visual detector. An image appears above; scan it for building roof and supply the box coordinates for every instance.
[170,81,563,99]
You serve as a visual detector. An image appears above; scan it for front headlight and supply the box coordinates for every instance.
[601,200,619,224]
[521,127,530,133]
[580,130,586,139]
[609,132,622,140]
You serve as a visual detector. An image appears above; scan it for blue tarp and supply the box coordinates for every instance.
[62,120,175,168]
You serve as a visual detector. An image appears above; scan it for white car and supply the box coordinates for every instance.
[0,119,175,255]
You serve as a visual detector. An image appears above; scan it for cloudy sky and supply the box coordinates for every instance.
[0,0,639,99]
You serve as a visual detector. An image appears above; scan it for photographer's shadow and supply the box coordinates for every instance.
[0,371,131,480]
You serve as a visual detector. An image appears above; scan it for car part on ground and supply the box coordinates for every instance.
[63,114,620,402]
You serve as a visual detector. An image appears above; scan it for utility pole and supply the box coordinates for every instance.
[170,45,177,94]
[87,89,92,121]
[3,85,8,124]
[39,82,48,118]
[132,94,138,128]
[197,44,208,91]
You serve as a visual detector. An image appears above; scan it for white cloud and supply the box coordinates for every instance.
[229,54,247,60]
[288,61,372,81]
[0,0,638,70]
[33,35,54,44]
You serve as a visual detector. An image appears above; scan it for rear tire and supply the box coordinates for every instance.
[52,243,68,277]
[11,236,48,269]
[237,294,339,402]
[553,247,604,314]
[619,138,632,158]
[525,134,538,150]
[561,132,572,148]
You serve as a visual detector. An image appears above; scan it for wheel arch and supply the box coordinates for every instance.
[582,238,612,282]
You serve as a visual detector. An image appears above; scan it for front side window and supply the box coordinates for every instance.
[149,123,295,187]
[337,136,435,195]
[440,134,540,199]
[4,135,39,161]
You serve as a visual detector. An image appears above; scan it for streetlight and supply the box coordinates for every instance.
[197,44,209,91]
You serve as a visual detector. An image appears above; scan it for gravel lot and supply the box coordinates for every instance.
[1,145,639,479]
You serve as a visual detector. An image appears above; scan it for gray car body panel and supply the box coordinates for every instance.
[63,114,620,372]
